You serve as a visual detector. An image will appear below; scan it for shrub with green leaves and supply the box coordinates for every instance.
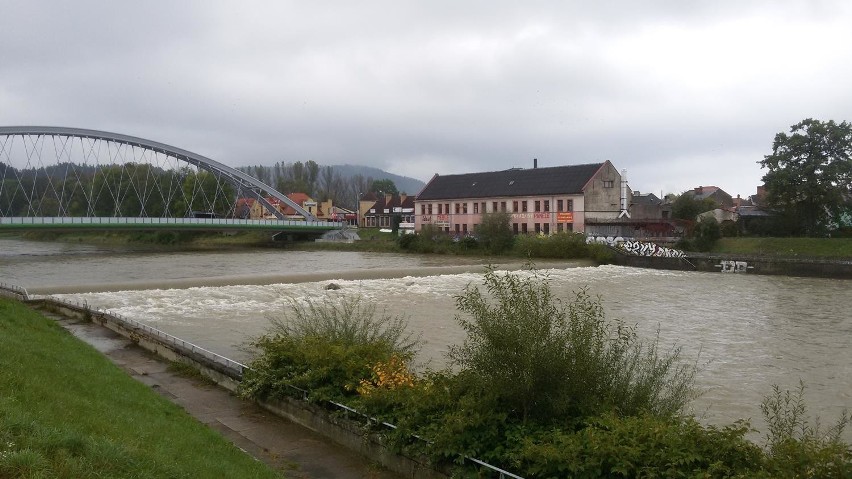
[759,381,851,478]
[449,266,697,423]
[241,294,419,402]
[509,413,763,478]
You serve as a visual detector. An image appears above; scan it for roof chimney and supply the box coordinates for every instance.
[533,158,538,169]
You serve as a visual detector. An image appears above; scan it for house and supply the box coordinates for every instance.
[414,161,629,235]
[363,194,415,229]
[687,186,734,209]
[234,193,324,220]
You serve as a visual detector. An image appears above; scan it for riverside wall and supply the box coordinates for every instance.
[613,253,852,279]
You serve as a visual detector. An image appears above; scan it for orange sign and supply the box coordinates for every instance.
[557,212,574,223]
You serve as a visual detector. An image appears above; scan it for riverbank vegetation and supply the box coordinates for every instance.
[9,223,852,261]
[242,267,851,477]
[0,298,281,479]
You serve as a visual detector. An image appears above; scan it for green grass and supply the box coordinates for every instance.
[0,299,282,479]
[713,237,852,258]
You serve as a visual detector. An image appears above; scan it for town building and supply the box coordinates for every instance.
[362,194,416,229]
[234,193,352,222]
[686,186,734,209]
[414,161,629,235]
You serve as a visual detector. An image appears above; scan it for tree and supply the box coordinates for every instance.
[693,216,721,251]
[369,178,398,196]
[760,119,852,236]
[476,211,514,254]
[671,191,716,221]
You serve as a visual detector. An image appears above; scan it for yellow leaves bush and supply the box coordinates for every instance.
[357,354,416,396]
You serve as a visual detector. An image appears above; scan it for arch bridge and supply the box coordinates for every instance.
[0,126,342,235]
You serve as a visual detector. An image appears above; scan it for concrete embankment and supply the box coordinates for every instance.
[614,253,852,279]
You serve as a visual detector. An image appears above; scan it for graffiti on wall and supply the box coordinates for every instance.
[584,236,686,258]
[715,260,752,273]
[617,240,687,258]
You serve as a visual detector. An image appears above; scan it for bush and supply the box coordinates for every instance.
[694,216,722,251]
[513,232,589,259]
[449,267,697,424]
[397,232,419,250]
[510,413,763,478]
[760,381,851,478]
[241,295,420,402]
[477,212,514,254]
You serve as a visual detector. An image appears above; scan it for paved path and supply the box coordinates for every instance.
[48,313,401,479]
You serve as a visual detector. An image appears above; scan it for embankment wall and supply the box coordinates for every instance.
[614,254,852,279]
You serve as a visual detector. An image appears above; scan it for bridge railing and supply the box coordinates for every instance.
[0,216,343,228]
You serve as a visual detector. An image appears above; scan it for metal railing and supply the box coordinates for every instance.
[0,216,343,229]
[0,282,30,300]
[34,294,248,375]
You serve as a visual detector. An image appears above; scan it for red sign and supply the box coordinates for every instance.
[557,212,574,223]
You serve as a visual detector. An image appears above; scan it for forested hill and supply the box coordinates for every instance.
[236,161,426,209]
[330,164,426,196]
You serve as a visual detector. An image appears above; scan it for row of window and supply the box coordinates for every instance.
[421,199,574,215]
[437,222,575,234]
[363,215,415,228]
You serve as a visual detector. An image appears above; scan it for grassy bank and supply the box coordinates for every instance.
[0,298,282,478]
[712,237,852,259]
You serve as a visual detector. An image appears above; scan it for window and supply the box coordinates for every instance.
[455,203,460,214]
[557,223,563,233]
[512,200,518,212]
[380,216,390,227]
[500,201,507,212]
[513,223,519,234]
[521,223,528,233]
[462,223,468,232]
[534,201,541,212]
[455,224,460,233]
[534,223,541,233]
[428,204,433,215]
[445,203,450,214]
[567,200,573,211]
[544,200,550,212]
[481,202,486,213]
[473,202,479,214]
[462,203,468,214]
[557,199,563,212]
[543,223,549,235]
[603,180,615,188]
[492,201,498,212]
[522,201,528,212]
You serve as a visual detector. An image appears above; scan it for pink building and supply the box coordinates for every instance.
[414,161,628,235]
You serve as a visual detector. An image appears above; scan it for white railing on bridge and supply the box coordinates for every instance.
[0,216,342,228]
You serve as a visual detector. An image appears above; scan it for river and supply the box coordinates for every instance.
[2,237,850,440]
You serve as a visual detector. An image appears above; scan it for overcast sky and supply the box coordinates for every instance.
[2,1,851,198]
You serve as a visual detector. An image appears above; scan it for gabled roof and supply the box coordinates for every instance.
[365,195,414,214]
[416,163,605,201]
[632,192,662,206]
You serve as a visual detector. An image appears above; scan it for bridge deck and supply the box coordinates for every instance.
[0,217,342,232]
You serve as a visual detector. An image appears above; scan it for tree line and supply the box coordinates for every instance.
[237,160,399,210]
[1,160,402,218]
[0,162,234,217]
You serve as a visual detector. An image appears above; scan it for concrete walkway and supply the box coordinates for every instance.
[48,313,401,479]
